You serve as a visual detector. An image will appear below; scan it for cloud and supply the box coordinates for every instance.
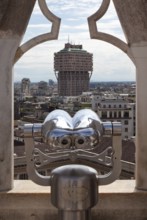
[14,0,135,83]
[28,24,52,28]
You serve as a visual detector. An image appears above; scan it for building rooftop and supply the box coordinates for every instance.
[55,43,91,54]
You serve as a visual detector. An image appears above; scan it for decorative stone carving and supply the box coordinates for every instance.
[87,0,135,63]
[14,0,61,63]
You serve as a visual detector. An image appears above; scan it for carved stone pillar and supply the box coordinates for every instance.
[130,44,147,190]
[113,0,147,190]
[88,0,147,190]
[0,0,36,191]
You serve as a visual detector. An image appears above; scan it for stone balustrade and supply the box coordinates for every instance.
[0,180,147,220]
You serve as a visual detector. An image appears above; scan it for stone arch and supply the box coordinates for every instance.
[88,0,135,64]
[14,0,61,63]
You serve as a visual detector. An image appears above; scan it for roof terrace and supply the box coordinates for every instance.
[0,0,147,219]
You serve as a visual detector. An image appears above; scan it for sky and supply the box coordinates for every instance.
[14,0,135,83]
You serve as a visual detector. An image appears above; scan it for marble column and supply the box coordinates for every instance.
[0,38,20,191]
[131,43,147,190]
[0,0,36,191]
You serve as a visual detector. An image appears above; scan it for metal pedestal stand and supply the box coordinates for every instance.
[51,164,98,220]
[15,109,122,220]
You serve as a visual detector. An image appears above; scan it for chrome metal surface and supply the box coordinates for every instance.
[23,124,33,138]
[24,137,51,186]
[73,109,103,132]
[40,109,102,151]
[42,110,73,145]
[103,121,112,136]
[112,121,122,136]
[33,123,42,138]
[51,164,98,210]
[99,121,122,185]
[58,210,90,220]
[32,147,113,169]
[15,109,122,186]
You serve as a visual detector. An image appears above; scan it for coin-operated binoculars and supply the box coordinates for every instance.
[18,109,121,220]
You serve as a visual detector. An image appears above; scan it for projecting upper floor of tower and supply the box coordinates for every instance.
[54,43,93,72]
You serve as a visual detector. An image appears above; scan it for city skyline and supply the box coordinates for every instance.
[14,0,135,82]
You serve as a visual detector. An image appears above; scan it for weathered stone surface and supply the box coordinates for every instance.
[131,45,147,190]
[0,0,9,23]
[0,0,36,37]
[113,0,147,44]
[0,0,36,191]
[0,180,147,220]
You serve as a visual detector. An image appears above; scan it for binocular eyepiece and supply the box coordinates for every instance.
[41,109,103,151]
[21,109,121,187]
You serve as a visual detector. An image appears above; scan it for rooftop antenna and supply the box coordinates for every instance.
[68,35,70,43]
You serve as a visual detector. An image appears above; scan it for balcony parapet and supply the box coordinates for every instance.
[0,180,147,220]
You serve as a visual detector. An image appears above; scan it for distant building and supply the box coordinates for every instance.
[54,43,93,96]
[92,94,135,139]
[38,81,48,95]
[21,78,30,96]
[48,79,55,86]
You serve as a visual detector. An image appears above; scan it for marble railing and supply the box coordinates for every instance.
[0,180,147,220]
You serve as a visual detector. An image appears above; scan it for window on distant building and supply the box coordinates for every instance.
[114,111,117,118]
[102,111,107,118]
[124,120,128,125]
[110,111,112,118]
[125,128,128,132]
[124,111,129,118]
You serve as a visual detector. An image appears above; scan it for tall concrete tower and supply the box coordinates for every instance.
[21,78,30,96]
[54,43,93,96]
